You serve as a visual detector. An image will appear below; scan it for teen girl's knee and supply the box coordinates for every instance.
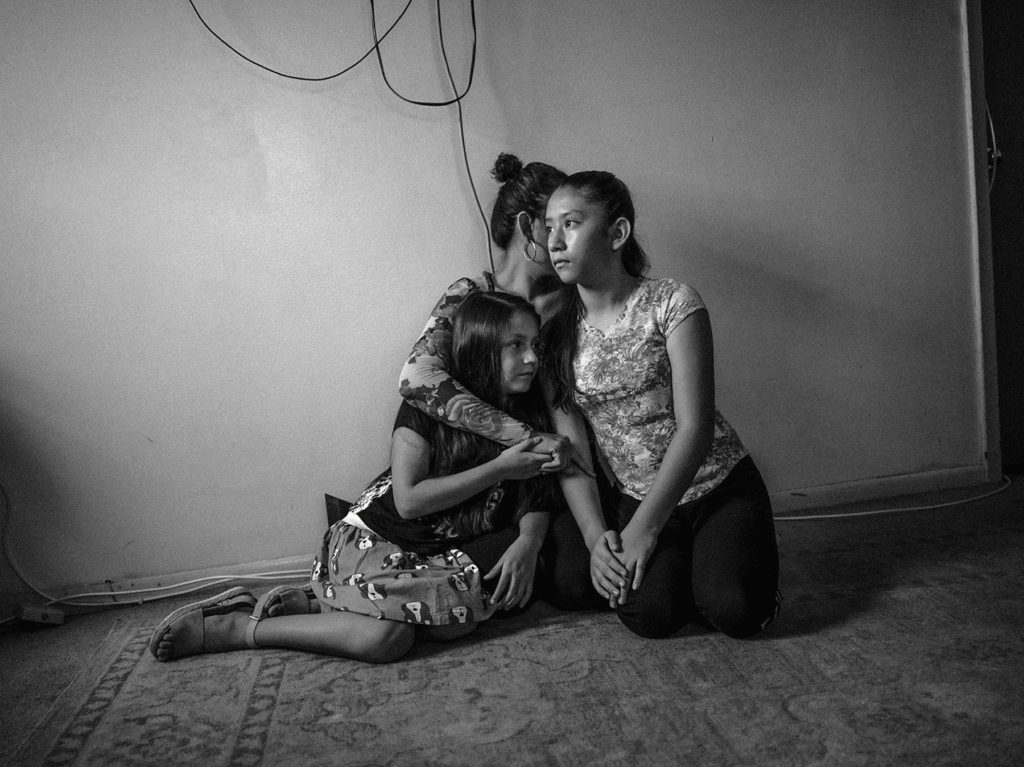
[699,587,781,639]
[615,592,689,639]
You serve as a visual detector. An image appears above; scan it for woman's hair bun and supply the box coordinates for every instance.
[491,152,524,184]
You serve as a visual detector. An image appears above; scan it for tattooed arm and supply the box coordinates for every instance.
[399,276,533,446]
[399,276,571,471]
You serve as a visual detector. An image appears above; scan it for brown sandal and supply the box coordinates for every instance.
[244,585,321,649]
[251,585,320,621]
[149,587,256,661]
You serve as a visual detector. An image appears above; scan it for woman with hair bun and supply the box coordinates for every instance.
[398,153,603,612]
[400,153,567,451]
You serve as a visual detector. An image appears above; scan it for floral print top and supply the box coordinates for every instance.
[574,277,747,502]
[399,273,533,446]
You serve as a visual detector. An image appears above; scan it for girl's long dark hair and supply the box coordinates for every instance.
[430,291,558,530]
[544,171,650,412]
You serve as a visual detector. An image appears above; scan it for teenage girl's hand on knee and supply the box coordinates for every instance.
[618,525,657,595]
[590,531,629,608]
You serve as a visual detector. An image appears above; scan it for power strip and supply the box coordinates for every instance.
[15,605,65,625]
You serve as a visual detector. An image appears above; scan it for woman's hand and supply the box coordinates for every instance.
[618,524,658,595]
[484,535,541,610]
[589,531,630,608]
[493,438,550,480]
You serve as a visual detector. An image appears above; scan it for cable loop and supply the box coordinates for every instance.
[188,0,415,82]
[187,0,491,265]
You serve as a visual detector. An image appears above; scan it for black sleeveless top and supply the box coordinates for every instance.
[346,402,517,556]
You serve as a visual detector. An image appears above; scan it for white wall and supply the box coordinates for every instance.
[0,1,994,600]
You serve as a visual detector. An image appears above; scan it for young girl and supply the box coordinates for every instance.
[543,171,781,639]
[150,292,560,663]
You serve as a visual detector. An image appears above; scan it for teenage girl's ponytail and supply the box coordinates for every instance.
[543,170,649,410]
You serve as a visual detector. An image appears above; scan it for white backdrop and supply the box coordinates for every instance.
[0,1,994,597]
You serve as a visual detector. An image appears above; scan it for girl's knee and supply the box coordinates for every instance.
[357,621,415,663]
[616,597,688,639]
[700,587,781,639]
[619,612,686,639]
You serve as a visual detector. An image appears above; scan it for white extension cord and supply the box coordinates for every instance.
[1,475,1015,626]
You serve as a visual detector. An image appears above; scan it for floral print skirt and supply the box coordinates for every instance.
[310,522,498,626]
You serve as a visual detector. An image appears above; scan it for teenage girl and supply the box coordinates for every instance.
[543,170,781,639]
[151,292,560,663]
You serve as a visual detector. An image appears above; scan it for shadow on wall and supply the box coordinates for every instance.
[662,215,978,494]
[0,384,65,603]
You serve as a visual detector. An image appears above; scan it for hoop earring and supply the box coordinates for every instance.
[523,239,538,262]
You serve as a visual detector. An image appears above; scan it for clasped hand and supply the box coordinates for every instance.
[524,431,595,476]
[494,437,550,480]
[496,434,594,480]
[589,526,658,608]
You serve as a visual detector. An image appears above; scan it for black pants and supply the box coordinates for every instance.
[460,507,613,619]
[460,518,549,620]
[539,456,781,639]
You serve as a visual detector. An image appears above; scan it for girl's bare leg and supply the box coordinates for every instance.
[253,612,415,663]
[156,610,415,663]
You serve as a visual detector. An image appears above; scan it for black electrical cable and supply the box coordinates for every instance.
[369,0,477,107]
[371,0,488,260]
[188,0,491,263]
[188,0,414,82]
[435,0,492,269]
[986,102,999,194]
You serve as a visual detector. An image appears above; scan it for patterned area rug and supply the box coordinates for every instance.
[12,593,1024,766]
[11,498,1024,766]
